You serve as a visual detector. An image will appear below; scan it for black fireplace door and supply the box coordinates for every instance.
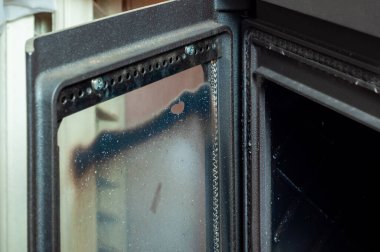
[26,1,237,251]
[243,1,380,251]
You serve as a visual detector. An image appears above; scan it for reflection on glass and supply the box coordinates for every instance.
[58,66,213,251]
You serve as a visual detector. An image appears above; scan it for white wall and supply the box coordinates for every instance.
[0,15,34,252]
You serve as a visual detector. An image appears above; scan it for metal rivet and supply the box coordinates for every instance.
[91,77,105,91]
[185,45,195,55]
[86,87,93,95]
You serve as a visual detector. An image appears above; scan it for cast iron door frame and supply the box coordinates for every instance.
[27,1,239,251]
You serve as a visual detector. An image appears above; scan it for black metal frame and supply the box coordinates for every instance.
[26,1,240,251]
[258,0,380,38]
[27,0,380,251]
[254,1,380,67]
[243,16,380,252]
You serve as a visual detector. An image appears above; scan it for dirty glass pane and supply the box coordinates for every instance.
[268,84,374,251]
[58,66,214,252]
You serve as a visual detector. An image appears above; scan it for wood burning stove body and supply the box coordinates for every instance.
[27,0,379,251]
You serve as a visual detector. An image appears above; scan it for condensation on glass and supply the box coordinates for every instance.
[58,65,216,251]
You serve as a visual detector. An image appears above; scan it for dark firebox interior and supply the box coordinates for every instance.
[267,83,374,251]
